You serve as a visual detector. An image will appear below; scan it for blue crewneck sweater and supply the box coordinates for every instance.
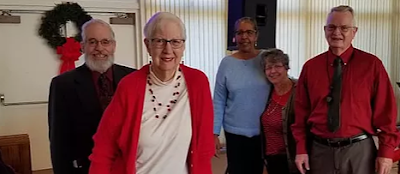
[213,52,271,137]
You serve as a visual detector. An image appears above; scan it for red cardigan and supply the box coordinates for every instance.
[88,64,214,174]
[393,149,400,162]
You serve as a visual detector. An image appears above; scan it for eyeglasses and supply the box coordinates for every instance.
[150,38,185,49]
[265,65,285,71]
[324,25,356,32]
[235,30,257,36]
[86,39,114,47]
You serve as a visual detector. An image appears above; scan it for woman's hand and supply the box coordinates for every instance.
[214,135,221,158]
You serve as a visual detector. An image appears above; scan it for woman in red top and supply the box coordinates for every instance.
[88,12,214,174]
[260,49,300,174]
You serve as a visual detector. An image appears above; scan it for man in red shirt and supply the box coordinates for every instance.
[292,5,400,174]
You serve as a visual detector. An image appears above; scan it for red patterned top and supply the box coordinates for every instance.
[262,89,292,155]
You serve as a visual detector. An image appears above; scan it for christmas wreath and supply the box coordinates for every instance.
[38,2,92,74]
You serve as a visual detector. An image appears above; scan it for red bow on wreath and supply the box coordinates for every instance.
[56,37,82,74]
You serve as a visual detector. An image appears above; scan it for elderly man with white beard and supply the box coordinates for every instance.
[48,19,135,174]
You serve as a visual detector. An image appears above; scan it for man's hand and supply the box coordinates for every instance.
[376,157,392,174]
[214,135,221,158]
[295,154,310,174]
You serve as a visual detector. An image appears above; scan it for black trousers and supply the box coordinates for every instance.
[266,154,300,174]
[225,131,264,174]
[72,167,89,174]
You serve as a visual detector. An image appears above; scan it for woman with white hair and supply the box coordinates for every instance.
[88,12,214,174]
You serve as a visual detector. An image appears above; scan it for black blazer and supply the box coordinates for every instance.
[48,64,135,174]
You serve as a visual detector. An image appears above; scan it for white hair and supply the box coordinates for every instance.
[327,5,357,26]
[143,12,186,39]
[81,19,115,41]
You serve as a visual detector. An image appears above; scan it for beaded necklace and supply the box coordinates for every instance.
[147,68,182,119]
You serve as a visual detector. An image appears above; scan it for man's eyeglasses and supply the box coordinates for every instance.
[150,38,185,49]
[86,39,114,47]
[235,30,257,36]
[324,25,356,32]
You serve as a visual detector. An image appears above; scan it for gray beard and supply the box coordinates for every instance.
[84,54,114,73]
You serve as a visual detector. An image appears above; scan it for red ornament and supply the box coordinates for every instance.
[56,37,82,74]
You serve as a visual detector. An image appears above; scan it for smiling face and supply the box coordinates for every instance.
[264,61,288,85]
[144,20,185,74]
[81,21,116,73]
[324,11,357,52]
[235,21,258,53]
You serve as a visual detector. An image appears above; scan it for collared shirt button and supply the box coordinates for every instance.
[190,164,193,167]
[190,151,193,154]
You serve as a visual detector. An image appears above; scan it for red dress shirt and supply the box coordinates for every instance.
[91,67,114,98]
[393,149,400,162]
[291,46,400,158]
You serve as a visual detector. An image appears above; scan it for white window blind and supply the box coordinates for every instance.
[276,0,400,120]
[139,0,228,92]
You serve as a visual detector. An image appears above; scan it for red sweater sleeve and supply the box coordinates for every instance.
[372,60,400,158]
[392,149,400,162]
[89,81,127,174]
[196,72,215,174]
[291,62,311,155]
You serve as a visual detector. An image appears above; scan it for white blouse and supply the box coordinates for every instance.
[136,67,192,174]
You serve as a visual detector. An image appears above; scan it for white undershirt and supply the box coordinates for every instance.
[136,67,192,174]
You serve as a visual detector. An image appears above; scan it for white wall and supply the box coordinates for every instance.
[0,0,140,171]
[0,0,139,12]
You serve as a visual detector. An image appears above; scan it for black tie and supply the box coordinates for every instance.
[327,57,342,132]
[98,74,113,111]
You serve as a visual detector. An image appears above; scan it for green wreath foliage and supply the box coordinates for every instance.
[38,3,92,49]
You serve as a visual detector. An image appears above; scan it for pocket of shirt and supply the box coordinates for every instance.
[351,78,372,102]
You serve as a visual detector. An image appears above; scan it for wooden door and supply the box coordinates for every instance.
[0,134,32,174]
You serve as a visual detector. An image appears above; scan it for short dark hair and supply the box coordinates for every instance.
[261,48,290,70]
[234,17,258,32]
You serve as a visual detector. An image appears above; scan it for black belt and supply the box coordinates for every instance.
[313,134,370,147]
